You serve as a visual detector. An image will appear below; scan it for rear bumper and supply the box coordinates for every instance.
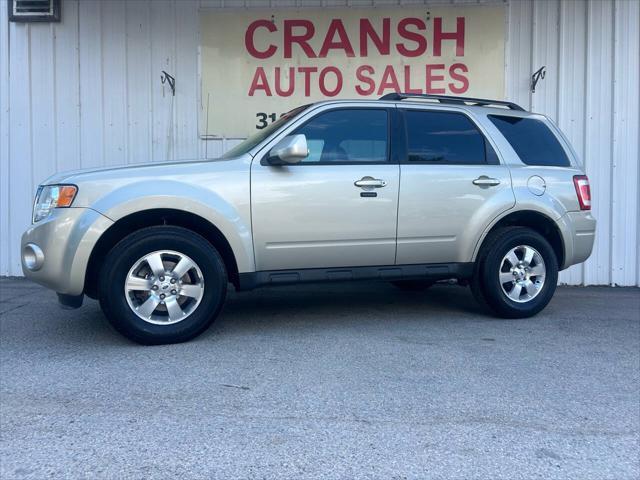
[558,210,596,269]
[21,208,113,296]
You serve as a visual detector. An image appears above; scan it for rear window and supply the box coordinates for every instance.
[488,115,570,167]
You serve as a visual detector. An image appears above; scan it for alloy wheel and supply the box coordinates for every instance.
[498,244,546,303]
[124,250,205,325]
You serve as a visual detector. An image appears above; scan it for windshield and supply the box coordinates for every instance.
[221,105,311,159]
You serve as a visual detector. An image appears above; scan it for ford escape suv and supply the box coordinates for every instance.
[21,93,595,344]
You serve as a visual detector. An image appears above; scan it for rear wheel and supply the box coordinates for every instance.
[471,227,558,318]
[99,226,227,345]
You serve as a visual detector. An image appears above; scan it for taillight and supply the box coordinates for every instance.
[573,175,591,210]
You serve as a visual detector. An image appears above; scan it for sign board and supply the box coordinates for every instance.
[200,6,506,138]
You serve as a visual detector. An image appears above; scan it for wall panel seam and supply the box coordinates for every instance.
[125,5,131,164]
[608,0,616,286]
[581,0,590,284]
[76,0,82,167]
[27,25,34,205]
[100,1,106,167]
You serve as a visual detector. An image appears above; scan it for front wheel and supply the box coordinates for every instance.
[98,226,227,345]
[471,227,558,318]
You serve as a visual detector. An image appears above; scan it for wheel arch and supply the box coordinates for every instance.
[473,210,565,269]
[84,209,240,298]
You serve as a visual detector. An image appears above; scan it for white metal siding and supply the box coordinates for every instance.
[0,1,9,280]
[0,0,638,286]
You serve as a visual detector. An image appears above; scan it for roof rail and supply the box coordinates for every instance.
[379,93,525,111]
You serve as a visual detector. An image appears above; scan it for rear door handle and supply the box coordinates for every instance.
[354,177,387,188]
[472,176,501,187]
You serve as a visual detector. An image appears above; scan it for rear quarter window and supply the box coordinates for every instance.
[488,115,571,167]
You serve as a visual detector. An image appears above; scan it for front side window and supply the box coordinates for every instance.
[294,109,388,164]
[403,110,491,165]
[488,115,570,167]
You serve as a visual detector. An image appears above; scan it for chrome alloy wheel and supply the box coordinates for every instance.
[499,245,546,303]
[125,250,205,325]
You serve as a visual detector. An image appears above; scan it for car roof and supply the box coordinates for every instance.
[310,96,540,118]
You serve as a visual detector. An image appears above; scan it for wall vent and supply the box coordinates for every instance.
[8,0,61,22]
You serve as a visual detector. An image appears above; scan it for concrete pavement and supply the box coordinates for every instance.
[1,278,638,479]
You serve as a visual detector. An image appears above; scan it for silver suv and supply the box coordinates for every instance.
[21,93,596,344]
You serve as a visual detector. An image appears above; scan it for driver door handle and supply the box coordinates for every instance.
[354,177,387,188]
[472,176,501,187]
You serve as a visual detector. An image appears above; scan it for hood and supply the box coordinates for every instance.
[40,155,252,211]
[42,158,231,185]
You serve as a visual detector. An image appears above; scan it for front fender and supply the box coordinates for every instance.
[90,180,254,273]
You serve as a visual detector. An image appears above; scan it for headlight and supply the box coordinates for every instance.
[32,185,78,223]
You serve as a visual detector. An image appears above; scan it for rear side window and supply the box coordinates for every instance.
[488,115,570,167]
[403,110,494,165]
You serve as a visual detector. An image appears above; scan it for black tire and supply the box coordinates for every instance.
[390,280,435,291]
[471,227,558,318]
[98,226,227,345]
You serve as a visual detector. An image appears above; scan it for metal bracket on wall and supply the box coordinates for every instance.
[531,66,546,93]
[161,71,175,96]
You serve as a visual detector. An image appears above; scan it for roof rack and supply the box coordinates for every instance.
[379,93,525,111]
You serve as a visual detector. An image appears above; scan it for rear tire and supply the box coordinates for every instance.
[98,226,227,345]
[471,227,558,318]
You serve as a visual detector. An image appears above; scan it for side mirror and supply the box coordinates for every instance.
[267,134,309,165]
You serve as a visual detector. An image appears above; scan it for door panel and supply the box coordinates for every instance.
[396,164,514,264]
[396,108,515,264]
[251,107,399,272]
[251,164,399,271]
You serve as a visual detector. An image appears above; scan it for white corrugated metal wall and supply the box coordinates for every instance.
[0,0,638,285]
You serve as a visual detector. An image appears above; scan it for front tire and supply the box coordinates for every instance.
[471,227,558,318]
[98,226,227,345]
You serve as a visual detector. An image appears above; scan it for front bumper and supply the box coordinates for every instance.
[21,207,114,296]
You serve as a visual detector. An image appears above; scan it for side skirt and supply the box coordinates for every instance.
[237,262,473,291]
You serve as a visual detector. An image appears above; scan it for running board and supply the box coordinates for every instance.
[237,262,473,291]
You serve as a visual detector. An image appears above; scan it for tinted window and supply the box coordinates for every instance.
[294,109,388,163]
[404,110,489,165]
[489,115,570,167]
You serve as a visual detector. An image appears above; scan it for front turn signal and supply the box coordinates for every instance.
[56,185,78,207]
